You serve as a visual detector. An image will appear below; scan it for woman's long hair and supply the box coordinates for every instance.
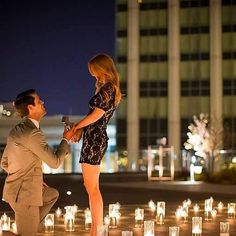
[88,53,122,106]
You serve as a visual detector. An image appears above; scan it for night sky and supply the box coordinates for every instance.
[0,0,115,115]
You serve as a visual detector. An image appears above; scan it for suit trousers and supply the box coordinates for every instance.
[9,186,59,236]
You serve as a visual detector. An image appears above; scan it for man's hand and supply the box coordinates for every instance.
[63,126,75,141]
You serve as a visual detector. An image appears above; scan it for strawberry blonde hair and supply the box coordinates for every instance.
[88,53,122,106]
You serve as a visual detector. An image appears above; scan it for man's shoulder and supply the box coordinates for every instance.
[10,119,36,138]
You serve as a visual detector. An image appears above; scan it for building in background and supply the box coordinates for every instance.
[115,0,236,170]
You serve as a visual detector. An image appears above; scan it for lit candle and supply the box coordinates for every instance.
[192,217,202,235]
[211,209,217,218]
[144,220,154,236]
[84,208,92,230]
[218,202,224,211]
[228,203,235,219]
[169,226,180,236]
[44,214,54,233]
[55,207,62,217]
[11,221,18,234]
[193,204,200,213]
[0,213,10,231]
[64,207,75,232]
[156,201,165,224]
[135,208,144,228]
[104,215,110,226]
[148,200,156,212]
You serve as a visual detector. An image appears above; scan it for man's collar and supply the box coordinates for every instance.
[28,118,40,129]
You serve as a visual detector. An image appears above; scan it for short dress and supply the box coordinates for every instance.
[79,82,117,165]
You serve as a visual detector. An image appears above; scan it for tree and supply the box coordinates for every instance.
[184,113,223,174]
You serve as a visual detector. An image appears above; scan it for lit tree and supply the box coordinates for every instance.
[184,113,223,174]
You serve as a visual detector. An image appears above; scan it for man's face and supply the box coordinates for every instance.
[28,93,47,120]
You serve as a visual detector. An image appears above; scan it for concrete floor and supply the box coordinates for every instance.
[1,173,236,235]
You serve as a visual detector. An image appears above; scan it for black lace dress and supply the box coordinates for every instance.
[79,82,117,165]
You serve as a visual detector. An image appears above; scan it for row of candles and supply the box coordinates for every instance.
[0,197,235,235]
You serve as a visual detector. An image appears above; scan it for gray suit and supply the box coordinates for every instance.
[1,117,69,236]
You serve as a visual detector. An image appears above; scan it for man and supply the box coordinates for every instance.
[1,89,72,236]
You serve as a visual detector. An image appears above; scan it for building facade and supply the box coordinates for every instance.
[115,0,236,169]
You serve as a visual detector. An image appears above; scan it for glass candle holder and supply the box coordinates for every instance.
[218,202,224,212]
[144,220,155,236]
[44,214,54,233]
[192,217,202,236]
[64,211,75,232]
[109,204,119,228]
[156,201,165,224]
[84,208,92,230]
[169,226,180,236]
[122,231,133,236]
[0,213,10,231]
[11,221,18,234]
[104,215,110,226]
[148,200,156,212]
[135,208,144,228]
[97,225,108,236]
[228,203,235,219]
[220,221,230,236]
[193,204,200,214]
[55,207,62,218]
[205,199,213,221]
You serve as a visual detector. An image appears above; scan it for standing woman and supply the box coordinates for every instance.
[71,53,122,236]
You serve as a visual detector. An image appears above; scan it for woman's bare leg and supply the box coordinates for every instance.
[82,163,103,236]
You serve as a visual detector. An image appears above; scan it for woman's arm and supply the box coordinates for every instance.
[74,107,105,130]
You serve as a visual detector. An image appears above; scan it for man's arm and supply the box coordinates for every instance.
[27,128,72,169]
[1,146,8,173]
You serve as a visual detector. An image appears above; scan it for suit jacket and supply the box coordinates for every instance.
[1,117,69,206]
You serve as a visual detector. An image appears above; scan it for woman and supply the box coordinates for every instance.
[71,53,122,236]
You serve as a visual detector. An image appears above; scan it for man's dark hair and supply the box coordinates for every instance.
[14,89,36,117]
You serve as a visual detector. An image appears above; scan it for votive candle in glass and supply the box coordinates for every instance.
[218,202,224,212]
[169,226,180,236]
[228,203,235,219]
[109,204,119,228]
[135,208,144,228]
[144,220,155,236]
[0,213,10,231]
[205,199,213,221]
[84,208,92,230]
[156,201,165,224]
[122,231,133,236]
[192,217,202,236]
[220,221,230,236]
[97,225,108,236]
[44,214,54,233]
[64,210,75,232]
[55,207,62,218]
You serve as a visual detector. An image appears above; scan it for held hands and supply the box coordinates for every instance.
[63,124,83,143]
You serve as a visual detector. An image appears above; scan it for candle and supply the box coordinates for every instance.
[156,201,165,224]
[144,220,154,236]
[192,217,202,235]
[122,231,133,236]
[148,200,156,212]
[55,207,62,217]
[220,221,230,236]
[135,208,144,228]
[0,213,10,231]
[193,204,200,213]
[97,225,108,236]
[218,202,224,211]
[228,203,235,219]
[84,208,92,230]
[169,226,180,236]
[44,214,54,233]
[11,222,18,234]
[64,208,75,232]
